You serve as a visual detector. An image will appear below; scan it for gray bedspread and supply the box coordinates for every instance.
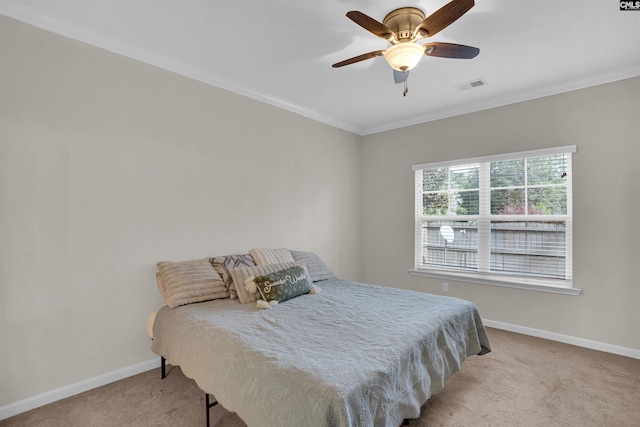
[152,280,491,427]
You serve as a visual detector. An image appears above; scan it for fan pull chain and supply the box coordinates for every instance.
[403,71,409,97]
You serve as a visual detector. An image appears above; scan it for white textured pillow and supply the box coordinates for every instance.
[249,248,294,266]
[156,258,228,308]
[229,262,303,304]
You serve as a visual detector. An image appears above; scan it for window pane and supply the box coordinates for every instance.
[490,221,566,279]
[451,190,479,215]
[415,147,573,283]
[491,189,525,214]
[528,187,567,215]
[423,193,448,215]
[528,154,568,185]
[490,159,524,188]
[421,221,478,270]
[450,164,479,190]
[423,168,448,191]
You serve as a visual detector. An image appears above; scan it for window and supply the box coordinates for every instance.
[412,146,577,294]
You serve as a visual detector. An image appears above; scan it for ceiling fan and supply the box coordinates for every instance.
[332,0,479,96]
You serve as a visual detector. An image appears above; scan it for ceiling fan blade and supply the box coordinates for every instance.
[332,50,385,68]
[393,69,409,84]
[416,0,475,38]
[346,11,394,40]
[424,42,479,59]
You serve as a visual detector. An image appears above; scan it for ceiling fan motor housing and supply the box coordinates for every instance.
[383,7,426,42]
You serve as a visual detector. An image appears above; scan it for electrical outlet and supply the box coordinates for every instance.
[442,282,449,292]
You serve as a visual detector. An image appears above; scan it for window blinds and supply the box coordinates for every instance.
[414,146,575,285]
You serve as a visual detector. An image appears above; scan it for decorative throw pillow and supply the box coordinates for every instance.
[156,258,228,308]
[249,248,294,266]
[291,250,337,282]
[229,262,303,304]
[245,265,313,306]
[209,254,256,299]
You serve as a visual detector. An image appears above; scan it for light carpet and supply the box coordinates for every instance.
[2,328,639,426]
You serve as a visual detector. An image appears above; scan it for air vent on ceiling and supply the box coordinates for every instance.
[456,78,487,91]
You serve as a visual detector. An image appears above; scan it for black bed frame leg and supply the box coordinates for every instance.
[160,357,217,427]
[205,393,218,427]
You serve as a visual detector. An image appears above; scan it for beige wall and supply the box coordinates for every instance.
[361,77,640,351]
[0,17,362,405]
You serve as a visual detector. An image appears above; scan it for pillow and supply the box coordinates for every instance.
[229,261,302,304]
[291,250,337,282]
[156,258,228,308]
[209,254,256,299]
[246,265,313,306]
[249,248,294,266]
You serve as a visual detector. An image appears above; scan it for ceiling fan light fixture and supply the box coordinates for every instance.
[383,42,424,71]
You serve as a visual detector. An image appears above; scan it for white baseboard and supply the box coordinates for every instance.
[483,319,640,360]
[0,358,160,421]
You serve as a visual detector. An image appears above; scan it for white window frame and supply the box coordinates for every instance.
[410,145,581,295]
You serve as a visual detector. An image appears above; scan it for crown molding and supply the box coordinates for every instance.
[2,1,638,137]
[361,64,640,135]
[0,1,363,135]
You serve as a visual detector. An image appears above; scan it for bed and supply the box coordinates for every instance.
[150,252,490,427]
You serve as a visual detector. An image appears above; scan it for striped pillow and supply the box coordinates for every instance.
[249,248,294,266]
[156,258,228,308]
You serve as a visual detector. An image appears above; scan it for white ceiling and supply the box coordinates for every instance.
[2,0,639,135]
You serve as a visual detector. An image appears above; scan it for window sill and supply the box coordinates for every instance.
[408,269,582,295]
